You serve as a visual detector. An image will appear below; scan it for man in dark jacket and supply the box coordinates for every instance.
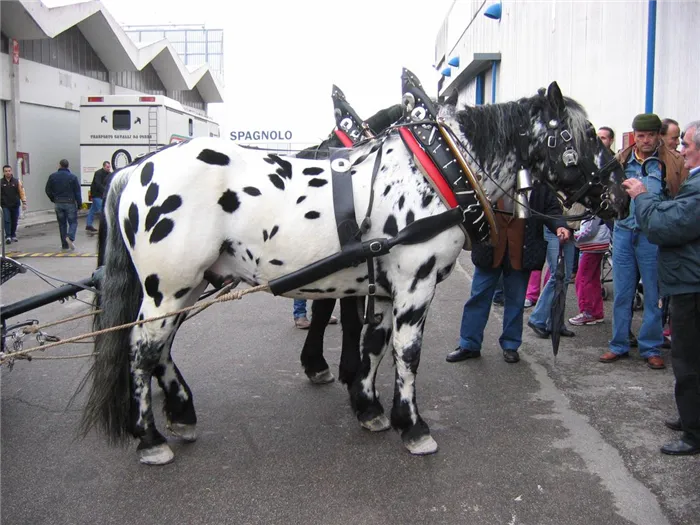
[2,164,27,243]
[45,159,81,250]
[86,161,112,233]
[625,119,700,456]
[447,183,569,364]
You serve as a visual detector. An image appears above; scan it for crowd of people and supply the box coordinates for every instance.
[447,113,700,457]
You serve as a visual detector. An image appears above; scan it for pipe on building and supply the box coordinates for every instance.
[645,0,657,113]
[491,60,498,103]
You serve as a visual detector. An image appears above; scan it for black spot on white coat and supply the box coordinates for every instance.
[145,195,183,231]
[383,215,398,236]
[269,225,279,239]
[303,167,324,176]
[269,259,284,266]
[145,183,159,206]
[140,162,154,186]
[243,186,261,196]
[305,211,321,219]
[265,154,292,179]
[218,190,240,213]
[150,219,174,244]
[308,178,328,187]
[268,174,285,190]
[197,149,230,166]
[410,256,436,292]
[297,196,307,204]
[174,287,191,299]
[144,274,163,307]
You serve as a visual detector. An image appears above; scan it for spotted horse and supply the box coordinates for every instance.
[295,86,404,387]
[78,69,629,465]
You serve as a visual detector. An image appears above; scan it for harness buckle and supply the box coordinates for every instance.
[560,129,573,142]
[368,283,376,296]
[547,136,557,148]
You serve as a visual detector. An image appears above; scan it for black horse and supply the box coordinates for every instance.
[295,103,404,386]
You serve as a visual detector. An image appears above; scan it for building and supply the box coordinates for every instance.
[123,24,224,87]
[435,0,699,151]
[0,0,223,212]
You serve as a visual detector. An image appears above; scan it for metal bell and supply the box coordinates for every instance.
[513,191,531,219]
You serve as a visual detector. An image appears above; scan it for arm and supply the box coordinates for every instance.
[94,171,105,195]
[45,176,54,202]
[635,183,700,246]
[541,188,566,234]
[72,176,82,207]
[18,180,27,208]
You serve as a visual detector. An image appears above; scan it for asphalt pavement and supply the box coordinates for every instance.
[1,216,698,525]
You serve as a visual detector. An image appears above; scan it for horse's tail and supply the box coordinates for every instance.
[78,172,142,445]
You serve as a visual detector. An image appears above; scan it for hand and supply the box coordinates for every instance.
[556,227,570,243]
[622,178,647,199]
[22,203,27,211]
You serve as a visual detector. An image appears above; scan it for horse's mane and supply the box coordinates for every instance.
[453,92,590,167]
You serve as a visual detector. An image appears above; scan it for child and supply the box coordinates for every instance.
[569,217,610,326]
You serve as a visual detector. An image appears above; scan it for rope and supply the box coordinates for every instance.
[0,284,270,366]
[22,309,102,334]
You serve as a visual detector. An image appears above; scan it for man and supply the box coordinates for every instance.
[447,184,568,364]
[45,159,81,251]
[86,161,112,233]
[660,118,681,151]
[1,165,27,244]
[623,119,700,455]
[597,126,615,152]
[599,114,688,369]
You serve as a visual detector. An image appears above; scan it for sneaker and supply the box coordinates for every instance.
[294,316,311,329]
[524,299,534,308]
[5,238,10,244]
[86,225,97,232]
[11,237,18,243]
[65,237,75,251]
[569,312,603,326]
[328,315,339,325]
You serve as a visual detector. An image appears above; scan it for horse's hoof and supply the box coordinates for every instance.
[138,443,175,465]
[167,422,197,442]
[404,434,438,456]
[360,413,391,432]
[308,369,335,385]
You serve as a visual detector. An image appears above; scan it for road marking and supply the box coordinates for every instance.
[5,252,97,258]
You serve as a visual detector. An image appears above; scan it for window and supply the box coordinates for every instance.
[188,118,194,137]
[113,110,131,130]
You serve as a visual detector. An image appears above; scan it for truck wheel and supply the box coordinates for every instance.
[111,149,132,170]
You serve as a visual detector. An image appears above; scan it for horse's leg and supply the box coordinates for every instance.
[349,297,393,432]
[338,297,364,387]
[300,299,335,384]
[390,285,437,456]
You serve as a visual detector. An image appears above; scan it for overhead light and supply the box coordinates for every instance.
[440,67,452,77]
[484,2,502,20]
[448,56,460,67]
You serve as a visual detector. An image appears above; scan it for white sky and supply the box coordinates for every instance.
[47,0,456,145]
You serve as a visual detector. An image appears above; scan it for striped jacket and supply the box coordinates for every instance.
[574,218,610,253]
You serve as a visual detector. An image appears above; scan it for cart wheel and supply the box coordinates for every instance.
[633,293,643,311]
[601,284,611,301]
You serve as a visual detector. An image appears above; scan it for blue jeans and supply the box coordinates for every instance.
[609,227,662,357]
[493,275,504,302]
[459,263,531,352]
[3,205,20,239]
[529,227,576,331]
[293,299,307,319]
[86,197,103,228]
[54,202,78,247]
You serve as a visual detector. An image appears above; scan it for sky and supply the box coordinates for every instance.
[47,0,457,146]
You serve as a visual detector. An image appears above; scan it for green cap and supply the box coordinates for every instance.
[632,113,662,132]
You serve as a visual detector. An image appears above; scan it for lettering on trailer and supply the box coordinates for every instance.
[89,134,153,140]
[229,130,293,141]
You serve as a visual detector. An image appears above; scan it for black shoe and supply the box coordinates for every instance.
[527,321,550,339]
[503,350,520,363]
[560,327,575,337]
[492,297,504,307]
[660,438,700,455]
[86,225,97,232]
[446,347,481,363]
[664,418,682,431]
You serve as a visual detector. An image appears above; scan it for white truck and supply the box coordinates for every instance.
[79,94,220,202]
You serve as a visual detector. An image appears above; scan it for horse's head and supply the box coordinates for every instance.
[438,83,629,221]
[531,82,629,220]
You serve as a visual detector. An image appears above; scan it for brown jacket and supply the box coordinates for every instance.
[492,204,526,270]
[616,142,689,197]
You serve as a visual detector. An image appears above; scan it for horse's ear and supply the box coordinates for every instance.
[444,89,459,107]
[546,81,566,115]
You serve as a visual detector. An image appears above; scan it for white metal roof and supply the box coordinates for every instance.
[0,0,224,103]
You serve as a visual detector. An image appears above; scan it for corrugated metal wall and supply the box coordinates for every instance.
[438,0,699,151]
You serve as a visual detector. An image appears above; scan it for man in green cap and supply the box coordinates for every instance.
[599,113,688,370]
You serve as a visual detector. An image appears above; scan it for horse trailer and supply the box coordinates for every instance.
[79,94,220,203]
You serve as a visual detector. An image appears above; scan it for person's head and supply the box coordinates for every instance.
[59,159,69,169]
[103,161,111,172]
[660,118,681,151]
[2,165,12,179]
[631,113,662,156]
[597,126,615,150]
[680,120,700,171]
